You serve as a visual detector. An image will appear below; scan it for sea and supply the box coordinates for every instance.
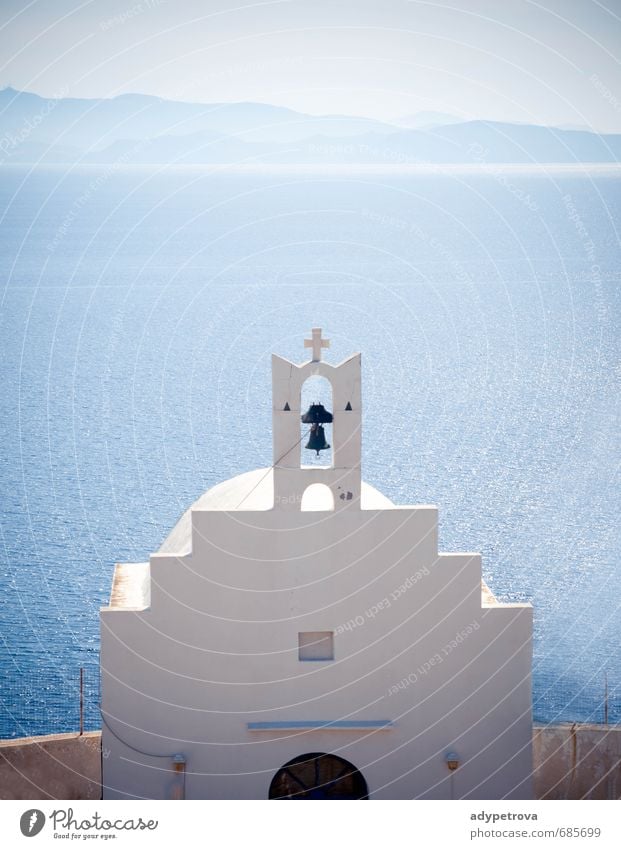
[0,163,619,737]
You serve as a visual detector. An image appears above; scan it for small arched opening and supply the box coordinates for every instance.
[269,752,369,799]
[300,483,335,512]
[300,375,333,468]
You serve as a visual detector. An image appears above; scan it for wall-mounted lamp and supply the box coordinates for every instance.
[171,754,186,800]
[445,752,460,771]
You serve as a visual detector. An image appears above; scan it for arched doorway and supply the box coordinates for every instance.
[269,752,368,799]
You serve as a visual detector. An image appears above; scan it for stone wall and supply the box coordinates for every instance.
[533,724,621,800]
[1,725,619,799]
[0,732,101,800]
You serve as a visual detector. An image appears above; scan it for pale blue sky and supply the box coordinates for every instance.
[1,0,620,130]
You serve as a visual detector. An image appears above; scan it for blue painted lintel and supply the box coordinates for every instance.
[247,720,394,730]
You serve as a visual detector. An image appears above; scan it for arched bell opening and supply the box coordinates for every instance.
[300,375,333,468]
[300,483,335,512]
[269,752,369,799]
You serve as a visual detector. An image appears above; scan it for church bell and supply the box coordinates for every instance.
[301,403,333,455]
[305,423,330,455]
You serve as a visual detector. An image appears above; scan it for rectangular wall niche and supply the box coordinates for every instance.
[298,631,334,661]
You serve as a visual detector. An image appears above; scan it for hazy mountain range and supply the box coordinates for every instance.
[1,87,619,165]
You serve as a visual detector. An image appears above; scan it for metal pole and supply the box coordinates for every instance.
[604,671,608,726]
[79,667,84,736]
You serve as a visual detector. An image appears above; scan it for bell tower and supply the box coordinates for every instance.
[272,328,361,510]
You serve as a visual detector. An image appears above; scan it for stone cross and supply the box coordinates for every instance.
[304,328,330,362]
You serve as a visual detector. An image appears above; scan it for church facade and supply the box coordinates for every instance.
[100,329,533,799]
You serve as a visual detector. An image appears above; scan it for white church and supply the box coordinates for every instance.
[100,329,533,800]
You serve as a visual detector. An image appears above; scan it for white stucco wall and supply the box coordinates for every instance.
[101,476,532,800]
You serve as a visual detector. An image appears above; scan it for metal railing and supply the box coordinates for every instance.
[0,665,100,740]
[533,670,620,725]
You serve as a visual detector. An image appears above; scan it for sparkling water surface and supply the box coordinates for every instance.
[0,164,619,736]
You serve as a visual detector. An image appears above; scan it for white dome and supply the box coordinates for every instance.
[158,468,394,555]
